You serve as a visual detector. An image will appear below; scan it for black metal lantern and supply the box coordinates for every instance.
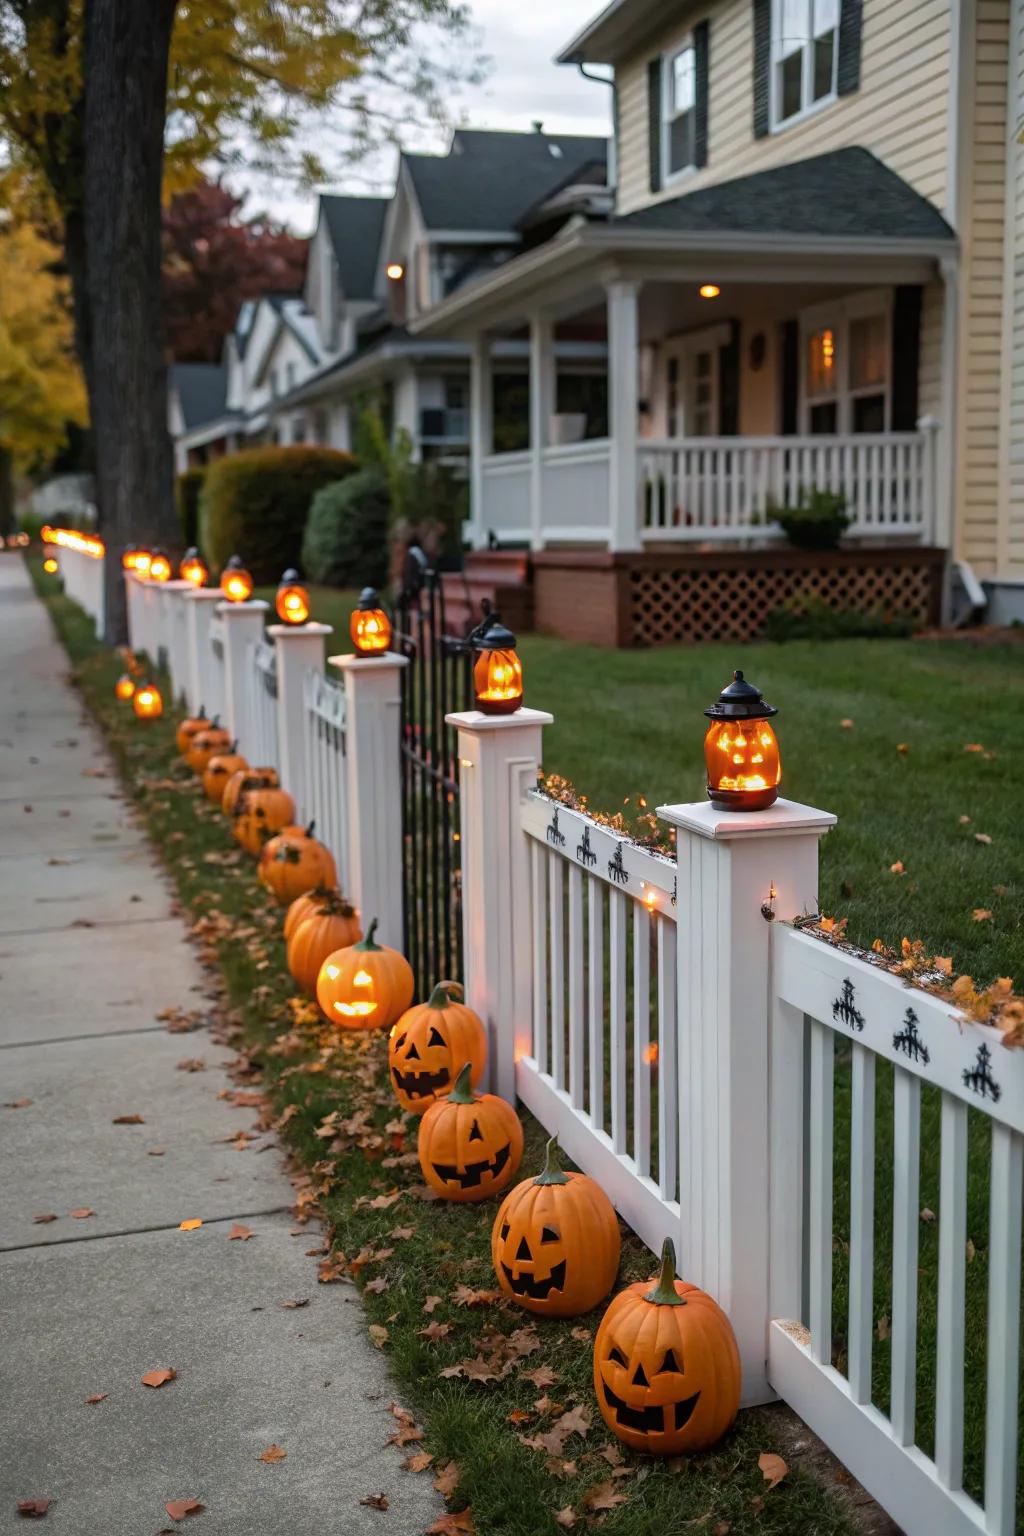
[470,611,523,716]
[703,670,780,811]
[350,587,392,655]
[276,569,310,625]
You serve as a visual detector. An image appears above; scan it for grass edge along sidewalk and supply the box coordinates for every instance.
[29,558,863,1536]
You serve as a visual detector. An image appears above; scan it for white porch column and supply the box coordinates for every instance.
[218,600,269,750]
[529,314,555,553]
[333,653,408,951]
[937,252,959,622]
[268,622,332,822]
[446,708,552,1102]
[469,332,493,550]
[606,279,641,552]
[657,796,836,1405]
[183,589,224,718]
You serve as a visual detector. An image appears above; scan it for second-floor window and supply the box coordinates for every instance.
[773,0,838,127]
[663,44,696,179]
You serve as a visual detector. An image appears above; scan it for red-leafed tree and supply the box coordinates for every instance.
[163,182,307,362]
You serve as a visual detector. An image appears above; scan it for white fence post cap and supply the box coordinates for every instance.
[182,588,224,603]
[445,707,554,731]
[267,622,334,639]
[217,599,269,616]
[330,651,408,673]
[658,796,837,840]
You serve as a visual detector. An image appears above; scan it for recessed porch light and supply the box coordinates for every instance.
[699,283,721,299]
[386,262,405,281]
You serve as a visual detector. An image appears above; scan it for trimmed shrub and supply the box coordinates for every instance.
[302,468,390,590]
[199,445,357,582]
[176,468,206,548]
[762,594,917,642]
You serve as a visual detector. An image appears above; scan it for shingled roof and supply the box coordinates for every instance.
[403,128,608,233]
[611,148,955,243]
[169,364,234,431]
[320,196,388,299]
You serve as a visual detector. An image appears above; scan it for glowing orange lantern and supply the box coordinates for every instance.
[114,674,136,701]
[179,547,208,587]
[43,556,59,574]
[316,919,414,1030]
[276,569,310,625]
[122,547,145,571]
[220,555,254,603]
[703,670,780,812]
[350,588,392,655]
[134,551,153,577]
[471,613,523,716]
[148,550,172,583]
[132,682,164,720]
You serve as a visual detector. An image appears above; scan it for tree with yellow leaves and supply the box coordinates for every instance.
[0,219,87,536]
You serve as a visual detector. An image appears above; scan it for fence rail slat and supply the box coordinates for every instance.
[847,1043,876,1405]
[934,1092,968,1492]
[890,1066,921,1447]
[609,889,627,1157]
[588,876,604,1132]
[656,915,677,1204]
[808,1020,834,1366]
[633,903,651,1179]
[549,855,565,1092]
[531,843,549,1078]
[984,1122,1023,1535]
[568,864,585,1111]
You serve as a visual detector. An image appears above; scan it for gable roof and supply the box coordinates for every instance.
[169,363,233,430]
[403,129,609,233]
[612,148,955,243]
[320,195,388,298]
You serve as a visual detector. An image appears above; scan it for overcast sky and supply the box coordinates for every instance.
[230,1,612,233]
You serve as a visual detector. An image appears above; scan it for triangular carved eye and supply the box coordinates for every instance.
[661,1348,682,1374]
[468,1119,483,1142]
[428,1026,445,1046]
[631,1362,649,1387]
[609,1346,627,1367]
[541,1226,559,1243]
[393,1034,406,1051]
[500,1223,510,1241]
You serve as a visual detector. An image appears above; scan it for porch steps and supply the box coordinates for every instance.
[441,551,534,637]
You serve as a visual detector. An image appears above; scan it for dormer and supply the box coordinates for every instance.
[305,194,387,354]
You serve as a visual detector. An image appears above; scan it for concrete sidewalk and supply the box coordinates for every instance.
[0,557,440,1534]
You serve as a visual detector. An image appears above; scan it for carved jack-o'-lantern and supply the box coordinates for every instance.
[594,1239,740,1455]
[114,673,136,702]
[316,918,414,1030]
[232,784,296,856]
[222,766,278,819]
[418,1063,523,1203]
[185,719,232,774]
[388,981,487,1115]
[703,670,780,813]
[258,820,338,906]
[175,708,208,757]
[132,683,164,720]
[491,1137,620,1317]
[202,744,247,804]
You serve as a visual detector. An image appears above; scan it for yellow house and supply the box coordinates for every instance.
[414,0,1024,640]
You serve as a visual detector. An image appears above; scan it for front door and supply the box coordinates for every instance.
[663,328,722,437]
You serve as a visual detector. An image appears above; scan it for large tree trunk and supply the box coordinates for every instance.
[83,0,179,643]
[0,447,14,541]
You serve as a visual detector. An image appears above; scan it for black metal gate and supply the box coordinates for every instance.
[395,551,473,1000]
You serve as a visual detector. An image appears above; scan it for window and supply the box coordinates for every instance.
[773,0,838,127]
[805,327,838,433]
[663,44,696,178]
[800,297,890,435]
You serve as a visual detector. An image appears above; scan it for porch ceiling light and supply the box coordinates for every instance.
[350,587,392,655]
[470,610,523,717]
[703,670,780,812]
[276,568,311,625]
[220,554,254,603]
[699,283,721,299]
[386,262,405,281]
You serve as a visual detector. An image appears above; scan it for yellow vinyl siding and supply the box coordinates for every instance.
[616,0,951,217]
[1000,1,1024,573]
[918,276,944,421]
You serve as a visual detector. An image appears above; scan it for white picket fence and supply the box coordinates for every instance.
[115,564,1021,1535]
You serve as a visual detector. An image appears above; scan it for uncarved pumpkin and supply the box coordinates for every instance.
[202,743,247,804]
[316,918,414,1030]
[259,820,338,906]
[233,786,296,856]
[222,766,279,818]
[287,892,362,995]
[593,1239,740,1455]
[175,708,208,756]
[492,1137,620,1316]
[388,981,487,1115]
[283,885,335,944]
[186,720,231,774]
[418,1063,523,1203]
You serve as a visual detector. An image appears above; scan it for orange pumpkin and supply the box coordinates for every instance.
[287,891,362,995]
[593,1239,740,1455]
[222,766,279,818]
[233,785,296,856]
[316,918,414,1030]
[186,720,231,774]
[175,708,208,756]
[258,820,338,906]
[417,1063,523,1203]
[202,743,247,804]
[388,981,487,1115]
[283,884,335,944]
[492,1137,620,1317]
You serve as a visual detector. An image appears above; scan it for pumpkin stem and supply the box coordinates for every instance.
[355,917,381,952]
[427,980,464,1008]
[533,1136,570,1186]
[229,739,238,753]
[448,1062,477,1104]
[643,1238,687,1306]
[305,819,316,838]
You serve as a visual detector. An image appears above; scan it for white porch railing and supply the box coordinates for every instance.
[303,667,348,885]
[479,450,531,540]
[540,441,611,543]
[640,428,936,542]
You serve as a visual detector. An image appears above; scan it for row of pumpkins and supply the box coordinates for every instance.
[175,706,741,1457]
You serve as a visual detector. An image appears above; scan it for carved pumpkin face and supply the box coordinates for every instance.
[418,1064,523,1203]
[491,1138,620,1317]
[186,721,231,773]
[316,918,414,1030]
[233,786,296,856]
[286,893,361,996]
[258,821,338,906]
[202,746,247,804]
[222,767,278,819]
[388,982,487,1115]
[594,1240,740,1455]
[175,709,208,757]
[114,673,136,702]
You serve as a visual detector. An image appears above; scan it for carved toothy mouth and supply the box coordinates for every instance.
[392,1064,450,1097]
[432,1141,511,1190]
[501,1259,566,1300]
[602,1383,700,1435]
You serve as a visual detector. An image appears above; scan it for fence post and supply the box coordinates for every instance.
[124,571,142,653]
[444,708,552,1102]
[268,622,332,822]
[182,590,224,718]
[333,652,408,949]
[159,582,193,703]
[656,795,836,1406]
[218,600,269,752]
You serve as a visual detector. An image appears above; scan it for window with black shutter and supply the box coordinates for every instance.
[654,23,710,183]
